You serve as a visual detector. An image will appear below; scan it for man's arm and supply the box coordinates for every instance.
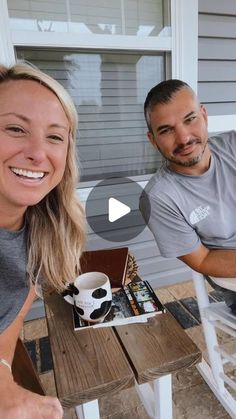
[0,288,63,419]
[179,244,236,277]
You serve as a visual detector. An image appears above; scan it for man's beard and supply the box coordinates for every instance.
[158,138,207,168]
[168,153,202,167]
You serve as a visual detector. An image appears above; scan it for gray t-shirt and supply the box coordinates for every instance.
[140,130,236,258]
[0,224,29,333]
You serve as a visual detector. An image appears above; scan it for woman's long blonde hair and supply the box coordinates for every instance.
[0,62,86,292]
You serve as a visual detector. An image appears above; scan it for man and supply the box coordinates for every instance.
[140,79,236,313]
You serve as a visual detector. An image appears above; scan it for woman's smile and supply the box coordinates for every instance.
[10,166,48,181]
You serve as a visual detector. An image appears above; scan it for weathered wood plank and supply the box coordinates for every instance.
[166,281,196,300]
[44,293,134,408]
[114,313,201,384]
[12,339,45,396]
[99,386,148,418]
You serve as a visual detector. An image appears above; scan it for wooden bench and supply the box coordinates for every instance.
[44,292,201,419]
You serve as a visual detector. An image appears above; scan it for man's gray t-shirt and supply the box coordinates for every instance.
[0,225,29,333]
[140,130,236,258]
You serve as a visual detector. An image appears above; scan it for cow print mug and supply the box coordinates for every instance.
[63,272,112,323]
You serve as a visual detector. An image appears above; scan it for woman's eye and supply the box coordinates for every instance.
[6,126,24,133]
[48,135,64,142]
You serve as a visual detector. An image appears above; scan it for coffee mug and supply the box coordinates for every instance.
[63,272,112,322]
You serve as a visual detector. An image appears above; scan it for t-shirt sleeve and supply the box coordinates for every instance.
[140,191,201,258]
[0,286,29,333]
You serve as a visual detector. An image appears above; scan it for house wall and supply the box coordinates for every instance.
[198,0,236,117]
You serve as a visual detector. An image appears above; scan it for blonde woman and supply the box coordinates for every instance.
[0,63,86,418]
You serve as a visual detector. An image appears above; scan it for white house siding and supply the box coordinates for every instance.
[198,0,236,116]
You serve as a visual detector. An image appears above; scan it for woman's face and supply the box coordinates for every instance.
[0,79,70,216]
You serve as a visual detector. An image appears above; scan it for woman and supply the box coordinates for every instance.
[0,62,86,418]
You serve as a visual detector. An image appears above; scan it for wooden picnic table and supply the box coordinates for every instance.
[44,291,201,419]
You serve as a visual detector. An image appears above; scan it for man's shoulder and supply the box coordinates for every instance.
[140,167,177,224]
[209,130,236,149]
[144,167,174,197]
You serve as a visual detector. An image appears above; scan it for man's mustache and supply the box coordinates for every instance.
[174,138,201,154]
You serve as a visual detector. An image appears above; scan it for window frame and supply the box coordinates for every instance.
[1,0,198,82]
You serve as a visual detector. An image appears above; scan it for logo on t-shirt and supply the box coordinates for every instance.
[189,205,210,225]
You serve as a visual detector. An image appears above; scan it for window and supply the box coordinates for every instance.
[1,0,199,185]
[17,47,167,181]
[8,0,166,37]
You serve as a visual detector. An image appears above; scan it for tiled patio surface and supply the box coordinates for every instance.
[22,280,235,419]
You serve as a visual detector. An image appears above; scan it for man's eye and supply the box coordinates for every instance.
[159,127,171,135]
[186,116,196,123]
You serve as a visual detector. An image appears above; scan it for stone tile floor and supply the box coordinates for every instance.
[22,280,235,419]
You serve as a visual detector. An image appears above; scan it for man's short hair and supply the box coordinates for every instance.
[144,79,190,132]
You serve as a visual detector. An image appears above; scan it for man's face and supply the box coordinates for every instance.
[147,88,209,174]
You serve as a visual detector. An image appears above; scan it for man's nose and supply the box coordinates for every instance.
[23,137,46,163]
[174,125,191,145]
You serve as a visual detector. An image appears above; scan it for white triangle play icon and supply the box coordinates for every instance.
[108,197,131,223]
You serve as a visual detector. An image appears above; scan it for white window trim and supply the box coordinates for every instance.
[0,0,15,64]
[208,115,236,133]
[11,31,172,52]
[171,0,198,92]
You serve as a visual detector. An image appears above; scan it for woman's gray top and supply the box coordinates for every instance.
[0,224,29,332]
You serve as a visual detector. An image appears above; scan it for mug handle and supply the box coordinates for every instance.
[62,284,78,305]
[63,294,74,305]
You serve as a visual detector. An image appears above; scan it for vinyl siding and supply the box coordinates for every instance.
[198,0,236,116]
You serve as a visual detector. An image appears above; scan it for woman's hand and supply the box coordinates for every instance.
[0,372,63,419]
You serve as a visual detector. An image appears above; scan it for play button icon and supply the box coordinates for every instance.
[85,177,150,243]
[108,198,131,222]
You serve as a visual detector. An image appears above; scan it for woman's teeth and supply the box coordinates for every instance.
[11,167,45,179]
